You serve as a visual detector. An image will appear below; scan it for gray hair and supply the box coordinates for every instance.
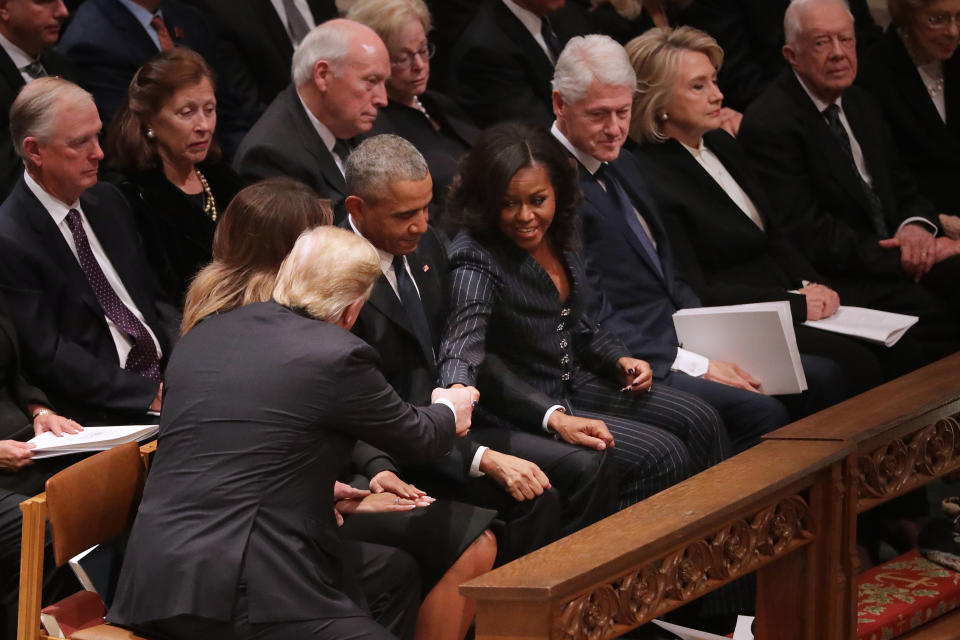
[10,77,94,162]
[291,20,354,87]
[346,0,432,54]
[784,0,853,45]
[346,134,429,202]
[552,34,637,104]
[273,226,380,322]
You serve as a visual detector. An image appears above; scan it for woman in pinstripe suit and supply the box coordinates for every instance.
[438,122,730,508]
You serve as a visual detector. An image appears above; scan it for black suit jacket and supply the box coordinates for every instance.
[185,0,338,118]
[739,69,937,280]
[0,46,75,200]
[633,130,821,323]
[682,0,881,111]
[0,178,177,425]
[574,149,702,379]
[859,27,960,214]
[112,161,243,308]
[438,231,630,423]
[108,301,455,626]
[233,85,347,218]
[447,0,587,127]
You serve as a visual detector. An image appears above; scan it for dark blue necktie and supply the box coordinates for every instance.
[596,165,663,278]
[393,255,434,361]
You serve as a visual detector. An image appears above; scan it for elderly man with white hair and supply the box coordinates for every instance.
[739,0,960,364]
[550,34,793,456]
[233,18,390,220]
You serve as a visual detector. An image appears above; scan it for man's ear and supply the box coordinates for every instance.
[782,43,798,68]
[336,296,366,330]
[0,2,11,22]
[22,137,42,169]
[313,59,332,93]
[344,195,364,222]
[552,89,565,121]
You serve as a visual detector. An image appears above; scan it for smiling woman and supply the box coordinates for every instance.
[105,47,244,308]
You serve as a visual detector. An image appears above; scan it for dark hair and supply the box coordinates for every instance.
[448,121,582,251]
[106,47,221,172]
[181,177,333,334]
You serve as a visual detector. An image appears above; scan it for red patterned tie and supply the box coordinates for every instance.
[65,210,162,382]
[150,15,175,51]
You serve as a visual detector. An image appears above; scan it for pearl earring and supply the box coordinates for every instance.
[658,113,669,122]
[146,128,155,139]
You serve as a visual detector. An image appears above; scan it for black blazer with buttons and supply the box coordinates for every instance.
[438,231,629,423]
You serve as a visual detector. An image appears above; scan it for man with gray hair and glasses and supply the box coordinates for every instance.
[343,134,619,564]
[740,0,960,364]
[234,18,390,220]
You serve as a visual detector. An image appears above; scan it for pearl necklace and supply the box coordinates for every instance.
[195,168,217,222]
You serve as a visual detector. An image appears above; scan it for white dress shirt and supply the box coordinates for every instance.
[24,171,162,367]
[551,122,711,379]
[269,0,316,46]
[680,139,765,230]
[0,32,40,83]
[502,0,555,64]
[297,90,345,176]
[795,71,937,236]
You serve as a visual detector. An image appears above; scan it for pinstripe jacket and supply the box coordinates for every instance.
[438,231,629,412]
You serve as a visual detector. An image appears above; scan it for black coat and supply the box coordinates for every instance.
[739,69,937,280]
[113,162,243,308]
[633,130,822,323]
[0,179,178,425]
[859,27,960,214]
[233,85,347,219]
[108,301,455,626]
[0,46,75,200]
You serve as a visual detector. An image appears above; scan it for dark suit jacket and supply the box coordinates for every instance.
[633,130,822,323]
[438,231,629,423]
[108,301,455,626]
[0,178,178,425]
[859,27,960,214]
[233,85,347,218]
[575,149,702,379]
[682,0,881,111]
[447,0,587,128]
[739,69,938,280]
[0,46,75,200]
[185,0,338,118]
[367,91,477,222]
[112,161,243,308]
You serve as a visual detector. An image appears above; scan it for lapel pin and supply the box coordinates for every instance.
[174,26,185,39]
[422,264,429,272]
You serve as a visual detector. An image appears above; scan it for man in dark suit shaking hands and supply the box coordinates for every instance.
[0,78,177,425]
[344,134,618,562]
[234,19,391,220]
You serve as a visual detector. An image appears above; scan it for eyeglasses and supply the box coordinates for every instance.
[925,12,960,30]
[390,42,436,68]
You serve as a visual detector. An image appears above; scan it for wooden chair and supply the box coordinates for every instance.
[17,442,151,640]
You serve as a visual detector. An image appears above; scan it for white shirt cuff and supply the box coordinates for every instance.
[432,398,456,420]
[542,405,565,432]
[897,217,938,235]
[469,445,489,477]
[671,348,710,378]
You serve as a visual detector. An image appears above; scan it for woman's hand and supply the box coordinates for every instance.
[0,440,34,472]
[369,470,433,503]
[336,492,430,516]
[32,412,83,437]
[615,357,653,394]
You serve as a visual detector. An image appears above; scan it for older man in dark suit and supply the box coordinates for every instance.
[0,77,177,426]
[234,19,390,221]
[739,0,960,360]
[0,0,74,199]
[343,134,617,562]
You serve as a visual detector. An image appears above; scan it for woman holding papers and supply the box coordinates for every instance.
[0,291,85,637]
[625,26,915,388]
[438,122,730,510]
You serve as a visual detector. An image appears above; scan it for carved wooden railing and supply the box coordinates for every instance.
[463,352,960,640]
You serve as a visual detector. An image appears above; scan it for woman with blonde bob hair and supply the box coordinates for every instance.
[625,26,887,400]
[181,177,497,640]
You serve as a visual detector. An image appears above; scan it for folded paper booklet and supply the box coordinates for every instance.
[672,301,807,395]
[652,616,754,639]
[803,305,918,347]
[28,425,158,459]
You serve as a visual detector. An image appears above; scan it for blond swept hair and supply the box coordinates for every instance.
[273,227,380,322]
[346,0,432,54]
[625,26,723,144]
